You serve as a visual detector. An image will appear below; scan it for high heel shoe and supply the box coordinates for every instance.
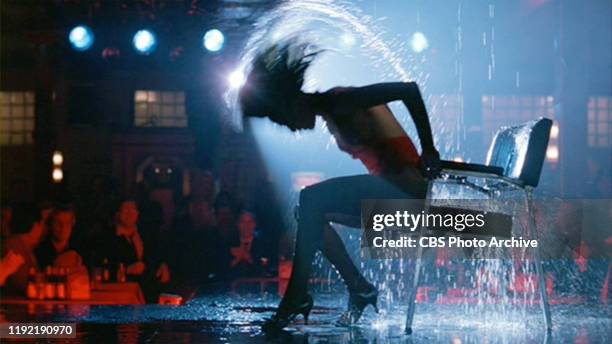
[262,294,314,332]
[337,286,379,326]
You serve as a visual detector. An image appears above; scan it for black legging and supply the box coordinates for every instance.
[283,169,427,300]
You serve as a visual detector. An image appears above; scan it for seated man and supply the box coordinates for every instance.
[35,205,83,269]
[0,203,44,295]
[95,199,171,302]
[229,211,267,278]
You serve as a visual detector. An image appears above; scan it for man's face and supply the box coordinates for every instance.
[52,211,75,242]
[238,213,256,240]
[118,201,139,227]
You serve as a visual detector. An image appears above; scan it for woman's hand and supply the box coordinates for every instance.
[419,148,441,180]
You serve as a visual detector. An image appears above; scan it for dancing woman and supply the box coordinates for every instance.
[238,40,441,331]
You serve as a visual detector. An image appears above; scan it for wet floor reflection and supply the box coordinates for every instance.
[1,293,610,343]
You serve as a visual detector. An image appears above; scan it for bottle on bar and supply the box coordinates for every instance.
[117,263,126,283]
[102,258,110,282]
[44,266,56,299]
[26,267,37,299]
[36,271,46,300]
[56,267,67,299]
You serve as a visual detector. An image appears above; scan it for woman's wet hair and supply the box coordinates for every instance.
[239,38,322,122]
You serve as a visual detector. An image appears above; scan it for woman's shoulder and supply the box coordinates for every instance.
[321,86,360,113]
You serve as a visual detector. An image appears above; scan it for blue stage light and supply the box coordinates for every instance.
[228,69,246,89]
[410,32,429,53]
[340,32,356,49]
[133,30,157,55]
[203,29,225,52]
[68,25,94,51]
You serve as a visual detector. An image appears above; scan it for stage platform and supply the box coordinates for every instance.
[1,292,610,343]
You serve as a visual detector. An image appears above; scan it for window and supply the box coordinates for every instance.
[481,95,555,144]
[134,90,187,128]
[0,91,35,145]
[588,97,611,148]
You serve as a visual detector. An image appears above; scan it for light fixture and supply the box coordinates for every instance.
[69,25,95,51]
[340,32,356,49]
[52,168,64,183]
[203,29,225,52]
[410,32,429,53]
[228,70,246,89]
[133,29,157,55]
[52,151,63,165]
[546,146,559,163]
[550,123,559,139]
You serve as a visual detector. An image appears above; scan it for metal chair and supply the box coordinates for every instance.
[405,117,553,334]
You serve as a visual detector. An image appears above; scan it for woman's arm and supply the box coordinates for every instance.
[332,82,436,152]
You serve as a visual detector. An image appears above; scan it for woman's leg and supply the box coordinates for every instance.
[321,222,371,293]
[282,173,423,302]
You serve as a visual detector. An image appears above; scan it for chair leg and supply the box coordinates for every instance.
[405,244,423,334]
[526,190,552,333]
[405,182,433,335]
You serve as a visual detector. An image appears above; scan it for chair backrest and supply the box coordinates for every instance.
[485,117,553,187]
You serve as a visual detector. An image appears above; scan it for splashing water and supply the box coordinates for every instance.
[225,0,423,131]
[225,0,470,162]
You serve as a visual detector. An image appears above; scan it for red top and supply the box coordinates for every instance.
[350,137,420,176]
[327,87,421,176]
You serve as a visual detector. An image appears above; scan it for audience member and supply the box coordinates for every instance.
[80,176,117,241]
[38,199,53,234]
[212,193,239,280]
[0,203,44,295]
[172,198,218,282]
[95,199,171,302]
[191,170,217,204]
[137,188,171,258]
[189,199,215,230]
[229,211,268,278]
[35,205,83,269]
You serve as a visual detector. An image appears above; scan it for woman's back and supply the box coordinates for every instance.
[324,88,420,175]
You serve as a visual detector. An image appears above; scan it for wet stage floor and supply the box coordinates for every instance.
[2,292,610,343]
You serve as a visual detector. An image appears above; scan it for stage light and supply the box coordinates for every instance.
[68,25,94,51]
[546,145,559,163]
[52,151,63,165]
[133,30,157,55]
[52,168,64,183]
[228,70,245,89]
[340,33,356,49]
[203,29,225,52]
[550,123,559,139]
[410,32,428,53]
